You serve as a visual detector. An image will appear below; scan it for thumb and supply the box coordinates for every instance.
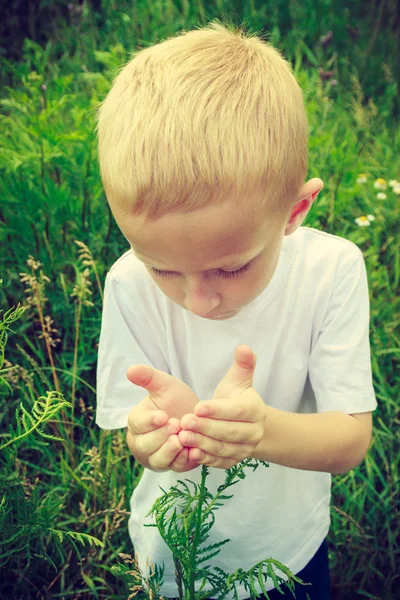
[230,344,257,384]
[213,345,257,399]
[126,364,170,396]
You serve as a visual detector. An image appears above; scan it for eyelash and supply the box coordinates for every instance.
[150,262,252,279]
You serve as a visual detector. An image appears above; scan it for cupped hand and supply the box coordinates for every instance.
[126,345,265,472]
[177,345,266,469]
[126,363,202,472]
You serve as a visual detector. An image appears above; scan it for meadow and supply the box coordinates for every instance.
[0,1,399,598]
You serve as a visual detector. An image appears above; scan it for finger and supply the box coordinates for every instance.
[179,429,252,459]
[148,434,185,472]
[181,415,256,444]
[169,447,201,473]
[194,396,262,422]
[187,447,205,462]
[128,407,168,436]
[135,421,180,456]
[168,417,182,432]
[194,450,238,470]
[126,363,175,396]
[212,345,256,399]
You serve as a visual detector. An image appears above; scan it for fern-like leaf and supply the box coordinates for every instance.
[0,391,71,451]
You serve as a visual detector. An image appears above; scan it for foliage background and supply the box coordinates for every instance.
[0,1,399,598]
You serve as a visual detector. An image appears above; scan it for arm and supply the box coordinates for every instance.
[178,344,374,474]
[251,407,373,474]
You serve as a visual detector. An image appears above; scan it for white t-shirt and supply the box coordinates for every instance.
[96,226,377,598]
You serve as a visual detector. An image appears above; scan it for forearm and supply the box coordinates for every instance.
[251,406,372,474]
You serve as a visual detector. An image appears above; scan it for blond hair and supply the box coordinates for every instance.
[96,19,308,222]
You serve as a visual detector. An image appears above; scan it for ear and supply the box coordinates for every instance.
[284,183,323,236]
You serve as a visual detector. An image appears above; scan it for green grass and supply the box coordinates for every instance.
[0,1,399,598]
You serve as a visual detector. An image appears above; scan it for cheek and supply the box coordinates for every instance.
[244,265,273,298]
[152,278,182,301]
[243,273,264,294]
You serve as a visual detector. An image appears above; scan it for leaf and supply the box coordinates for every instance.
[66,530,104,548]
[81,572,100,598]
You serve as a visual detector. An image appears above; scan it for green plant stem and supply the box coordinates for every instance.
[188,465,208,600]
[202,460,248,523]
[33,280,60,395]
[92,263,104,304]
[0,412,48,451]
[0,394,68,451]
[70,297,82,439]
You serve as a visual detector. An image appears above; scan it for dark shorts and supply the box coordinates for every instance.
[246,538,331,600]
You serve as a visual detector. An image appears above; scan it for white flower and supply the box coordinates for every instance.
[389,179,398,188]
[374,178,387,190]
[376,192,387,200]
[356,174,367,184]
[393,183,400,195]
[355,215,375,227]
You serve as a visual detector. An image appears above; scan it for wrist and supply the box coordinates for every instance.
[251,406,368,474]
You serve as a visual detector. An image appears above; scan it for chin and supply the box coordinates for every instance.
[180,306,238,320]
[203,310,237,320]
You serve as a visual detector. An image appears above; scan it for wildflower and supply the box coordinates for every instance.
[82,446,103,482]
[355,215,375,227]
[67,3,83,14]
[376,193,387,200]
[320,31,333,48]
[356,174,367,184]
[74,240,95,267]
[392,183,400,195]
[41,84,47,92]
[27,256,42,271]
[347,25,360,40]
[38,315,61,348]
[74,239,103,303]
[373,178,387,190]
[388,179,400,194]
[330,79,337,87]
[1,359,33,389]
[28,71,41,81]
[19,256,50,307]
[319,68,335,80]
[70,267,94,307]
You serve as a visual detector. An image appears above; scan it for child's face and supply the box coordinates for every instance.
[111,198,302,320]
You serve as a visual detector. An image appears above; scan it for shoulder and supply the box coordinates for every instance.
[108,248,146,278]
[103,249,150,300]
[296,226,364,278]
[104,248,164,315]
[298,226,362,259]
[105,248,150,292]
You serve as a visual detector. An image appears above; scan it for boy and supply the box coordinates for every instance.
[95,20,377,599]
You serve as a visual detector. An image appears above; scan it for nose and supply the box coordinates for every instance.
[183,275,220,317]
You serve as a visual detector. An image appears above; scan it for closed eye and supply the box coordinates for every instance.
[150,262,252,279]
